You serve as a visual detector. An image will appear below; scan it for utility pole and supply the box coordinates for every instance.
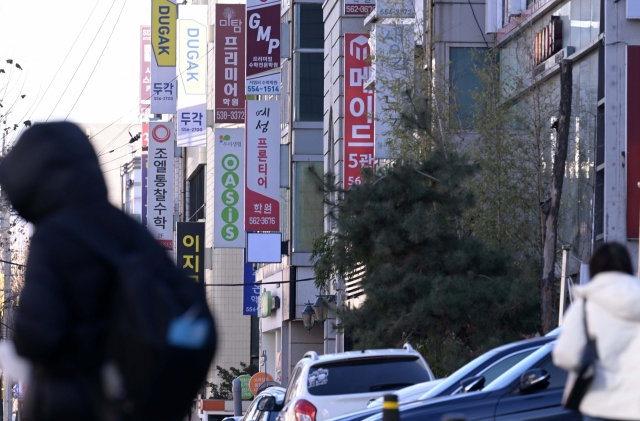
[1,132,12,421]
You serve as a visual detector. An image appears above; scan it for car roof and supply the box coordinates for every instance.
[297,348,424,366]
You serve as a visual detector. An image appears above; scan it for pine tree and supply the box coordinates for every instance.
[311,153,540,376]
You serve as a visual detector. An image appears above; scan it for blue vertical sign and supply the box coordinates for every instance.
[243,249,260,315]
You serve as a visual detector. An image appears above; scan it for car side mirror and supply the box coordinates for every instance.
[258,396,276,411]
[460,375,485,393]
[519,368,550,393]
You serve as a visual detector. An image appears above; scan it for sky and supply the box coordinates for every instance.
[0,0,151,145]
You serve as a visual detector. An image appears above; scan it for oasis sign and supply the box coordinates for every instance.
[214,128,245,248]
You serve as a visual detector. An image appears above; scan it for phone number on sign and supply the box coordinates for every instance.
[345,4,375,14]
[180,127,204,132]
[216,111,245,121]
[249,217,276,225]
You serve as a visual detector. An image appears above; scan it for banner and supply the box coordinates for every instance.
[140,26,151,114]
[142,123,149,227]
[246,0,280,95]
[151,0,177,114]
[177,222,205,284]
[344,34,374,188]
[148,122,175,250]
[243,249,259,315]
[177,5,207,147]
[214,128,245,248]
[245,100,280,231]
[372,24,413,159]
[215,4,246,123]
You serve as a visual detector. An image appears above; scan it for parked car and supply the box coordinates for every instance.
[277,344,435,421]
[356,342,580,421]
[241,386,286,421]
[337,332,560,420]
[366,379,444,409]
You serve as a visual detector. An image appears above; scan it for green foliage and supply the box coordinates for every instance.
[206,362,259,400]
[310,154,540,375]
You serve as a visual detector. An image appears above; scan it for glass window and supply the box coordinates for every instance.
[293,162,324,252]
[188,166,206,221]
[306,357,432,396]
[284,367,303,404]
[296,53,324,121]
[296,4,323,49]
[449,47,488,129]
[479,349,536,386]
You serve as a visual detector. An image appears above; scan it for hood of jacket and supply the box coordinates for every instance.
[574,271,640,322]
[0,122,108,223]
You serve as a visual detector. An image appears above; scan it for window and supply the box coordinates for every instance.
[188,166,205,221]
[285,367,303,404]
[539,358,568,389]
[296,53,324,121]
[293,162,324,252]
[306,357,432,396]
[296,4,323,48]
[294,3,323,121]
[479,349,537,386]
[449,47,489,129]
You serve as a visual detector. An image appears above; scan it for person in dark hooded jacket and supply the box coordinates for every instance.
[0,122,171,421]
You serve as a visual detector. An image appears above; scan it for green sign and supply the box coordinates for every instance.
[260,291,272,318]
[237,375,253,399]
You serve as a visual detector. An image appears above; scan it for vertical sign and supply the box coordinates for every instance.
[345,0,374,16]
[243,249,260,315]
[177,222,205,284]
[142,123,149,227]
[627,46,640,238]
[246,100,280,231]
[140,26,152,114]
[246,0,280,95]
[177,5,207,147]
[215,4,246,123]
[151,0,177,114]
[344,34,374,188]
[148,122,175,250]
[373,24,414,159]
[214,128,245,248]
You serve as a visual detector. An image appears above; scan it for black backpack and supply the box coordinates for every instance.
[60,213,216,421]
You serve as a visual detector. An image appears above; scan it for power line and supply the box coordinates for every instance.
[0,259,24,268]
[29,1,102,121]
[65,0,129,121]
[99,149,137,167]
[46,0,118,122]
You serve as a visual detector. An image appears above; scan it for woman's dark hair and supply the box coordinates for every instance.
[589,242,634,278]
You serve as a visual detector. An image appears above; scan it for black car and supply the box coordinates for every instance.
[360,342,579,421]
[330,330,560,421]
[241,386,286,421]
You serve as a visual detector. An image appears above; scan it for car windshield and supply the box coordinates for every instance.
[483,342,554,392]
[306,356,432,396]
[417,348,502,399]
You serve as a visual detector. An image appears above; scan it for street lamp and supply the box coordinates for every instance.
[302,301,316,332]
[313,295,336,325]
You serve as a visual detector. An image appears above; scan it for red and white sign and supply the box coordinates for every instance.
[344,33,374,188]
[246,0,280,95]
[148,122,175,250]
[140,26,152,114]
[245,100,280,232]
[215,4,246,123]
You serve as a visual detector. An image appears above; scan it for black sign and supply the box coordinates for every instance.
[177,222,205,284]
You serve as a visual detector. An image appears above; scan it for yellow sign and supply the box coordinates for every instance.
[152,0,177,67]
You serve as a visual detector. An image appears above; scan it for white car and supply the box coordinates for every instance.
[277,344,435,421]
